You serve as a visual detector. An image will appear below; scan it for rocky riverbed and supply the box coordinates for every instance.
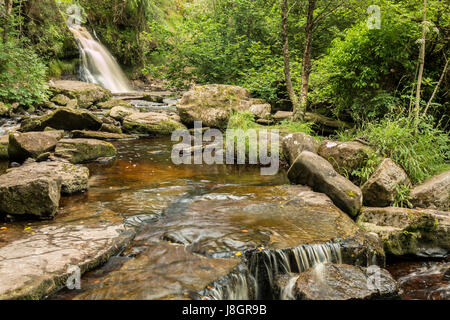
[0,81,448,300]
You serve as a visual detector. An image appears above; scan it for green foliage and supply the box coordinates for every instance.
[312,16,418,122]
[0,41,48,107]
[47,59,78,78]
[274,120,314,135]
[351,152,382,186]
[337,115,450,185]
[393,184,413,208]
[227,111,257,131]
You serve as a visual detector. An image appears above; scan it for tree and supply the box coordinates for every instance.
[2,0,13,43]
[414,0,427,130]
[295,0,316,120]
[280,0,300,119]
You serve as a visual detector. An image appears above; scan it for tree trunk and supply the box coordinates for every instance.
[280,0,300,120]
[2,0,13,43]
[414,0,427,128]
[424,57,448,116]
[295,0,316,121]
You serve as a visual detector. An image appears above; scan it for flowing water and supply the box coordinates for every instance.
[69,26,132,93]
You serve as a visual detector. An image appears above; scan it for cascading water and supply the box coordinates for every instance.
[69,26,132,93]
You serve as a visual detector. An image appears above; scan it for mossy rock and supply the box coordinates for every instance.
[20,108,102,132]
[176,84,262,129]
[55,138,117,164]
[357,207,450,258]
[122,112,186,136]
[49,80,112,108]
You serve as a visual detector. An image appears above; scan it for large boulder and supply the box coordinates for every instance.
[318,140,373,177]
[282,132,319,165]
[55,138,117,164]
[123,112,186,136]
[287,151,363,217]
[361,158,410,207]
[0,135,8,159]
[0,166,62,219]
[20,108,102,132]
[49,80,112,108]
[357,207,450,258]
[277,264,398,300]
[4,161,89,195]
[8,131,64,162]
[410,171,450,211]
[176,84,260,129]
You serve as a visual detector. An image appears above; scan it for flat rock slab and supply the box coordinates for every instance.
[71,130,136,141]
[135,185,382,264]
[0,222,135,299]
[65,242,240,300]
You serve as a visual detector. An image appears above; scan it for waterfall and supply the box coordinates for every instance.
[69,26,132,93]
[248,242,342,299]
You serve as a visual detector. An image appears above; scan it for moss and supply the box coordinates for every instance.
[346,190,356,198]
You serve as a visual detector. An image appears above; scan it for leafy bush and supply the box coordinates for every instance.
[0,41,48,107]
[312,16,419,122]
[336,115,450,185]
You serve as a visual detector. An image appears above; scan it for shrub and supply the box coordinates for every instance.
[0,41,48,107]
[336,115,450,185]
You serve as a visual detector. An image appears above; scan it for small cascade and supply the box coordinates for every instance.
[69,26,132,93]
[279,274,300,300]
[248,242,342,299]
[202,265,258,300]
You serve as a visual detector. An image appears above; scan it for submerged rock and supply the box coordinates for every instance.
[276,264,398,300]
[123,112,186,136]
[55,138,117,164]
[8,131,64,162]
[49,80,112,108]
[362,158,410,207]
[281,132,319,165]
[357,207,450,258]
[0,222,135,299]
[71,130,135,141]
[287,151,363,217]
[66,242,241,300]
[176,84,260,129]
[318,140,373,177]
[20,108,102,132]
[410,170,450,211]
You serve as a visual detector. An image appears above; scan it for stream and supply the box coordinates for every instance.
[0,119,448,300]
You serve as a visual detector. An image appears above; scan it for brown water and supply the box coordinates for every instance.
[387,260,450,300]
[1,136,447,300]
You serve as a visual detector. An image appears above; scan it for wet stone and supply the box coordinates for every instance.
[60,242,241,300]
